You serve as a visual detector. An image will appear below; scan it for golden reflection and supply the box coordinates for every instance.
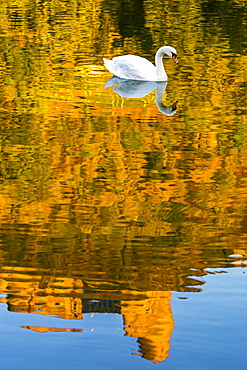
[0,272,83,319]
[21,326,83,333]
[0,270,174,363]
[121,291,173,364]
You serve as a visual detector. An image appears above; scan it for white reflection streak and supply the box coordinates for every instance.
[104,77,178,116]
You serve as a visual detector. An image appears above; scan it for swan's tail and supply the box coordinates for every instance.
[103,58,115,75]
[103,57,123,78]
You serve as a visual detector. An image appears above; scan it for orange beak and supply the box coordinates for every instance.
[172,54,179,64]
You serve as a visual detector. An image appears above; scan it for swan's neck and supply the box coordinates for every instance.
[155,47,168,81]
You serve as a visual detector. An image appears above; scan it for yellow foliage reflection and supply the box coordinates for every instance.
[0,270,173,364]
[122,291,173,364]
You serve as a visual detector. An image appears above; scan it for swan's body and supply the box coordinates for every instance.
[103,46,178,82]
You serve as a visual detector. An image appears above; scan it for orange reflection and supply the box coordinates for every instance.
[0,270,174,363]
[21,326,83,333]
[121,291,173,364]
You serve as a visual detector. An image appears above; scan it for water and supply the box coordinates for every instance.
[0,0,247,368]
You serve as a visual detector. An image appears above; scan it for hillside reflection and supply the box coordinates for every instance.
[0,266,174,363]
[0,236,245,363]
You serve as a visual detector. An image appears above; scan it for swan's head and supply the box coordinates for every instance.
[166,46,178,64]
[159,46,178,64]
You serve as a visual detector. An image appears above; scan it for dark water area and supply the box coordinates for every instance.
[0,0,247,368]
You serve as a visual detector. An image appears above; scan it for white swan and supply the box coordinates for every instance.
[103,46,178,82]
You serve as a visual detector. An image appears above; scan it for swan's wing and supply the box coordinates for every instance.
[112,55,156,81]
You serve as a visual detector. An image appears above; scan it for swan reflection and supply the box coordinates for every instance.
[104,77,178,116]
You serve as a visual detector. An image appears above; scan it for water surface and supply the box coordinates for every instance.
[0,0,247,368]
